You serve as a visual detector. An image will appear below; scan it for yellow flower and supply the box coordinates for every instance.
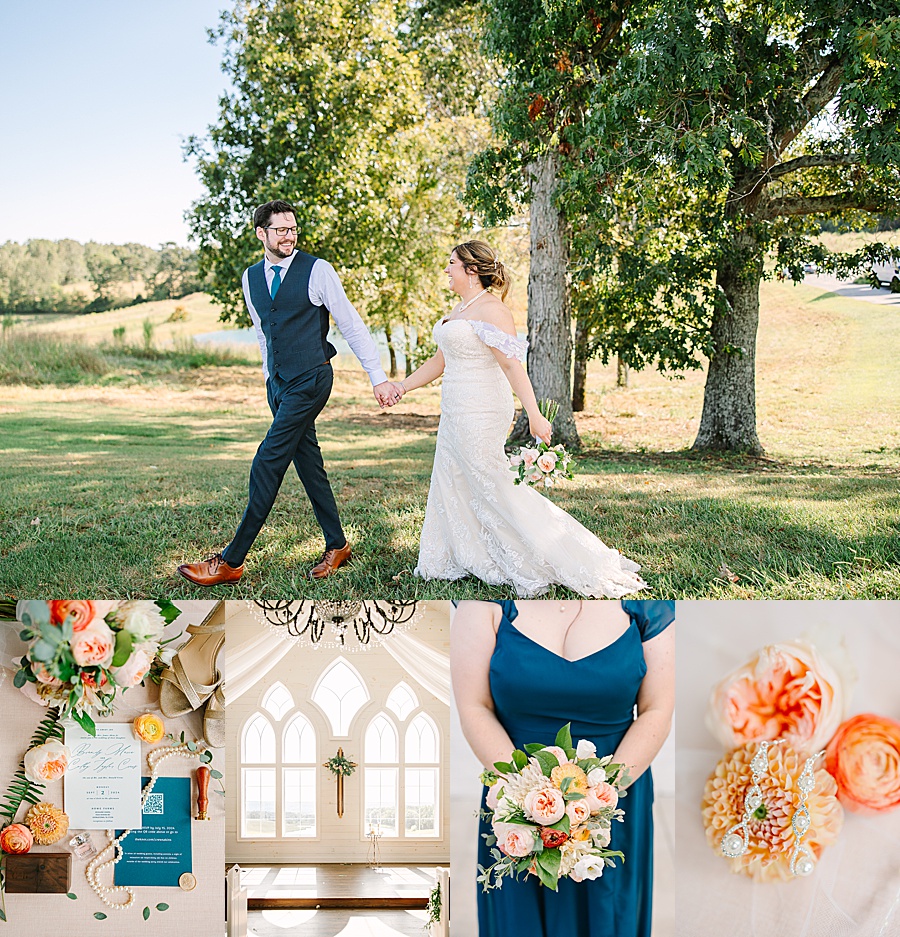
[550,764,589,795]
[133,713,166,744]
[702,742,843,882]
[24,803,69,846]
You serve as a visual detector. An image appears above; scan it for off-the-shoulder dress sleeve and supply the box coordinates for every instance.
[621,601,674,641]
[451,599,518,622]
[468,320,528,362]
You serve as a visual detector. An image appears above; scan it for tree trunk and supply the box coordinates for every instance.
[692,228,765,454]
[405,324,416,378]
[616,353,629,388]
[571,317,590,412]
[509,153,581,448]
[384,322,397,378]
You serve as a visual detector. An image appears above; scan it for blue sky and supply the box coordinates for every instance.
[0,1,227,246]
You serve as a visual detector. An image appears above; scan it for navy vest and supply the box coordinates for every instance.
[246,250,337,382]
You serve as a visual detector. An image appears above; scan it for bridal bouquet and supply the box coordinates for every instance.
[7,600,180,736]
[478,724,628,891]
[508,399,575,491]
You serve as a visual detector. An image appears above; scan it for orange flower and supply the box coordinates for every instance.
[0,824,33,854]
[24,803,69,845]
[702,742,843,882]
[825,714,900,814]
[48,600,99,632]
[133,713,166,744]
[706,641,846,753]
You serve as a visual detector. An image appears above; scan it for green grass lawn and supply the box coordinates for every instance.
[0,278,898,598]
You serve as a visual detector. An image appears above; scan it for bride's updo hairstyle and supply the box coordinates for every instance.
[453,240,511,301]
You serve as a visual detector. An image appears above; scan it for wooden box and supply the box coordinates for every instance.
[4,852,71,893]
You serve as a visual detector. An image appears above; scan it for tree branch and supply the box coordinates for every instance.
[764,152,861,180]
[762,192,882,219]
[777,59,844,154]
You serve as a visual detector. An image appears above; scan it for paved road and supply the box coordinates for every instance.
[802,272,900,306]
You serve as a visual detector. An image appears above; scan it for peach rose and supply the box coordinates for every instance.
[565,799,592,826]
[23,739,72,783]
[521,448,539,467]
[485,781,505,812]
[0,824,33,854]
[32,661,63,686]
[590,781,619,810]
[536,452,558,473]
[493,821,536,858]
[111,646,154,688]
[523,787,566,825]
[825,714,900,814]
[706,640,845,753]
[69,621,115,668]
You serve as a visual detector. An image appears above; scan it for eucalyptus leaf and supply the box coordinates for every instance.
[143,906,150,920]
[29,639,55,662]
[156,903,169,912]
[67,892,77,900]
[94,912,107,920]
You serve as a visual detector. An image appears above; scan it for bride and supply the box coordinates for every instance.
[390,239,647,597]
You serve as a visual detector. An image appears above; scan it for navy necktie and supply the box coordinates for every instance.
[270,265,282,298]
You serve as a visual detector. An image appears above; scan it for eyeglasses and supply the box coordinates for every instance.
[264,226,298,236]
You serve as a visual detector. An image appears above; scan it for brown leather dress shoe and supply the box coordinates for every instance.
[177,553,244,586]
[309,543,352,580]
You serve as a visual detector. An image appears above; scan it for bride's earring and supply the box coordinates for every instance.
[789,750,825,876]
[722,740,783,858]
[468,275,475,288]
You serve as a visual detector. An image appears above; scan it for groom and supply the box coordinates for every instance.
[177,199,399,586]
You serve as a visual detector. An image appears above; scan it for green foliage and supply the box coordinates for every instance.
[186,0,489,368]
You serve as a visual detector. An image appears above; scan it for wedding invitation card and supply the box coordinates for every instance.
[115,776,192,887]
[64,724,143,830]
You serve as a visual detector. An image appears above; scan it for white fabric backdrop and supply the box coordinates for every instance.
[676,600,900,937]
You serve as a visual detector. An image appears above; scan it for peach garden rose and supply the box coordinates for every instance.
[825,714,900,814]
[493,821,536,857]
[523,786,566,825]
[23,739,72,783]
[69,620,116,668]
[706,640,846,753]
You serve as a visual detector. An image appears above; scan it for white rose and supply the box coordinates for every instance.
[571,855,605,882]
[587,767,606,787]
[115,601,165,645]
[509,454,523,467]
[591,827,612,849]
[576,739,597,760]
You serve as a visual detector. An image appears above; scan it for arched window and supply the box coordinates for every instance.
[386,682,419,721]
[241,714,276,837]
[262,682,294,720]
[363,713,399,837]
[312,659,369,736]
[283,713,317,837]
[365,713,398,763]
[405,713,439,837]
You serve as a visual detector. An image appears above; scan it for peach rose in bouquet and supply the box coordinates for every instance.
[23,739,72,783]
[706,640,847,753]
[702,742,843,882]
[825,714,900,814]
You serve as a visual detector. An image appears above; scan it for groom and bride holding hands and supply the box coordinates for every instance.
[177,199,646,597]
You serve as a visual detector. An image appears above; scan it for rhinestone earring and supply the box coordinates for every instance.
[789,750,825,876]
[722,740,783,858]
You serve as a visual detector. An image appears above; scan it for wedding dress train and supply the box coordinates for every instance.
[414,318,646,597]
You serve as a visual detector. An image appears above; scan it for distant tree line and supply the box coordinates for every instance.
[0,240,206,315]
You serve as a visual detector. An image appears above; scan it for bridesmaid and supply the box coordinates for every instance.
[453,600,675,937]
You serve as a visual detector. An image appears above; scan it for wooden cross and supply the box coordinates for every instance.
[324,747,358,818]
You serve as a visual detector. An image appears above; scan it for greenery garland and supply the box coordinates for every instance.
[323,754,356,777]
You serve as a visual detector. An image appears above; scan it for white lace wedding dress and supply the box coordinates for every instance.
[414,318,647,597]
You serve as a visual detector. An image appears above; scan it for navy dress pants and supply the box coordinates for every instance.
[222,364,345,566]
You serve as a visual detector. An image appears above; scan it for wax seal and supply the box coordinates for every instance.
[179,872,197,891]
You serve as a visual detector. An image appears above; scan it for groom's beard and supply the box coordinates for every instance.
[266,235,296,259]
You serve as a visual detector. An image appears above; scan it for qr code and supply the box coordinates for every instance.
[144,793,164,815]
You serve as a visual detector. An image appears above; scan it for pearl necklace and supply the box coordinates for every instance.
[85,742,203,910]
[456,288,488,314]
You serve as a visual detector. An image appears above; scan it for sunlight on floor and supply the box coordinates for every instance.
[260,910,318,928]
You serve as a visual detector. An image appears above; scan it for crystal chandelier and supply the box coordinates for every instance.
[252,600,418,649]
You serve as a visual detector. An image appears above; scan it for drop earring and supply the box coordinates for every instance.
[789,750,825,876]
[722,740,783,858]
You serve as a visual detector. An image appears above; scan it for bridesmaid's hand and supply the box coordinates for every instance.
[529,413,552,444]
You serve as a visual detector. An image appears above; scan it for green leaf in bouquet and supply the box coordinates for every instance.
[559,776,572,794]
[20,601,50,629]
[493,761,513,775]
[554,724,573,752]
[200,750,213,764]
[72,708,97,737]
[533,750,560,777]
[564,791,585,801]
[112,630,133,668]
[535,847,561,890]
[547,813,570,834]
[523,743,545,754]
[511,750,527,770]
[61,617,74,641]
[19,629,31,642]
[12,669,26,689]
[154,601,181,625]
[38,620,61,644]
[577,757,602,773]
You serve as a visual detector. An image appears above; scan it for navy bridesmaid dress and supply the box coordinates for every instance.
[476,600,675,937]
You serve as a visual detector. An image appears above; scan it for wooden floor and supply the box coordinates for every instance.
[240,864,440,910]
[247,909,429,936]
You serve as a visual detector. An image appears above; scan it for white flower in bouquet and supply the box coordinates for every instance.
[591,826,612,849]
[521,448,540,467]
[23,739,72,783]
[509,453,523,467]
[571,855,606,882]
[113,601,166,645]
[577,739,597,760]
[587,766,606,786]
[500,761,547,802]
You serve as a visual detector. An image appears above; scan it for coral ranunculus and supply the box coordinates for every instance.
[48,600,99,631]
[706,640,846,753]
[702,742,843,882]
[539,826,569,848]
[0,824,33,854]
[825,714,900,814]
